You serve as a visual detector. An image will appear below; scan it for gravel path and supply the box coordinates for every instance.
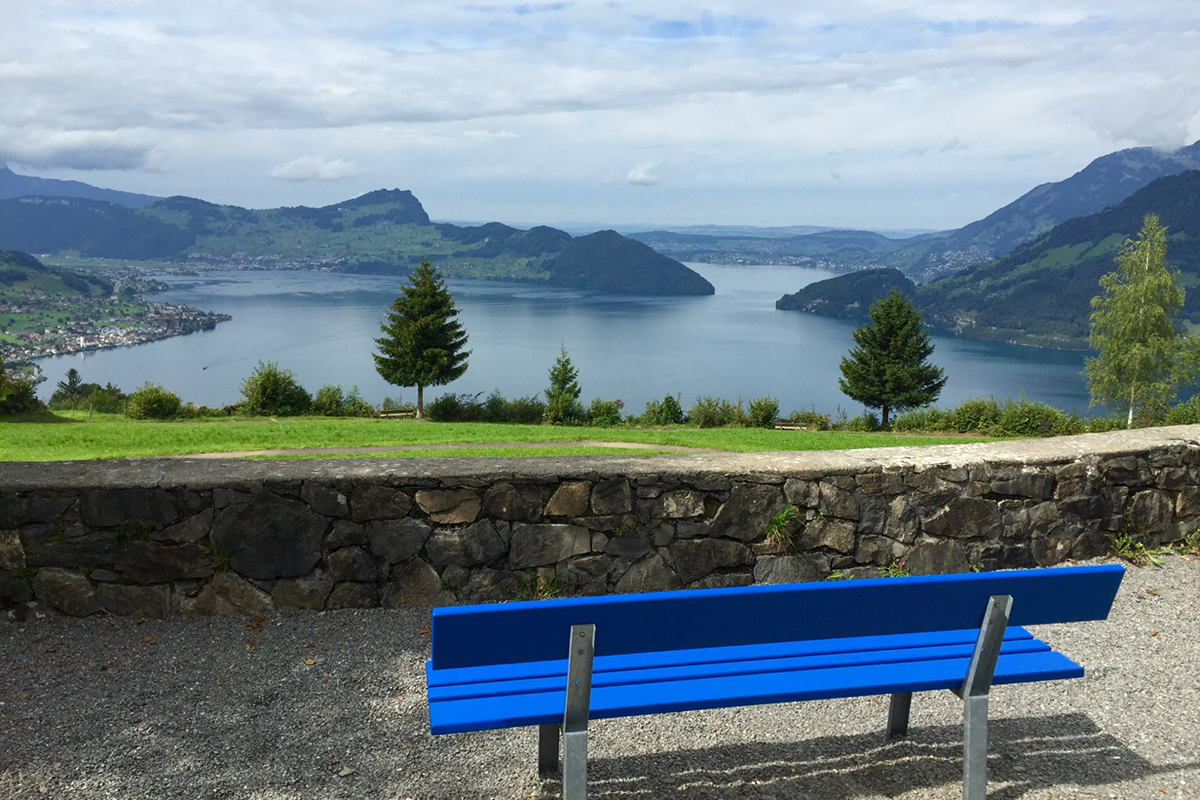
[2,556,1197,800]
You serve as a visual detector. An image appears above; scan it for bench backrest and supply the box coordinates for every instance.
[430,564,1124,670]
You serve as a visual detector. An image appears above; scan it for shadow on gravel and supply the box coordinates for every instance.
[543,713,1199,799]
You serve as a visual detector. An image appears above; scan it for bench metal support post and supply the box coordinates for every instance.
[958,594,1012,800]
[886,692,912,740]
[538,723,559,776]
[562,624,596,800]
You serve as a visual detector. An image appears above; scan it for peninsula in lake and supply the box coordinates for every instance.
[0,172,715,297]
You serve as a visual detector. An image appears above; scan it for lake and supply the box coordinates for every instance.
[34,264,1091,416]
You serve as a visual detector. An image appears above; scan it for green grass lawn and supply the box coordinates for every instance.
[0,413,997,461]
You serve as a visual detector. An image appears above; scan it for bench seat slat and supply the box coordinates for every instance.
[427,627,1038,688]
[429,637,1052,703]
[428,649,1082,735]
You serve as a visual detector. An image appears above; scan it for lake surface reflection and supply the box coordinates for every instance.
[35,264,1091,416]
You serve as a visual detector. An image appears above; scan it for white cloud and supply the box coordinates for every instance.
[268,155,364,182]
[626,161,660,186]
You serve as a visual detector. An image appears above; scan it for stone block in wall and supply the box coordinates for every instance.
[302,482,349,518]
[510,524,590,569]
[1177,487,1200,519]
[1156,467,1189,491]
[784,478,819,507]
[415,489,480,525]
[210,493,326,580]
[819,482,859,521]
[544,482,591,517]
[753,554,824,585]
[97,582,171,618]
[669,538,753,585]
[328,546,377,582]
[24,531,120,569]
[990,473,1055,500]
[1055,462,1098,499]
[426,520,507,567]
[922,497,1001,540]
[326,520,368,549]
[603,528,652,560]
[272,576,334,610]
[457,567,514,603]
[905,541,968,575]
[615,553,680,594]
[856,535,904,566]
[0,529,23,571]
[0,494,76,528]
[151,509,213,544]
[885,496,919,543]
[351,484,412,522]
[35,568,99,616]
[483,483,545,522]
[580,514,639,533]
[116,540,213,585]
[81,488,179,528]
[1069,530,1110,561]
[591,479,632,516]
[857,494,888,536]
[709,484,784,542]
[651,523,674,547]
[660,490,705,519]
[180,572,271,617]
[675,521,710,539]
[1031,531,1074,566]
[1125,490,1174,542]
[367,519,431,563]
[691,572,753,590]
[327,581,381,609]
[798,518,856,554]
[1058,495,1107,520]
[214,488,255,508]
[382,559,445,607]
[1,569,33,605]
[1103,456,1151,486]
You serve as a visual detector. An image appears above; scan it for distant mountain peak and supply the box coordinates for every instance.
[0,165,162,208]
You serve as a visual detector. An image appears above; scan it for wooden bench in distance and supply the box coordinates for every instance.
[426,564,1124,799]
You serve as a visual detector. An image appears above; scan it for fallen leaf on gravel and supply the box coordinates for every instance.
[304,658,316,665]
[1150,630,1159,636]
[338,767,355,777]
[141,636,153,643]
[418,627,431,635]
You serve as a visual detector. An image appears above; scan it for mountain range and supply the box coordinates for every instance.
[0,174,714,296]
[778,169,1200,348]
[635,140,1200,281]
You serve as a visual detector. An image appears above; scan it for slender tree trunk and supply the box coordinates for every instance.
[1127,389,1135,429]
[417,384,425,421]
[881,405,890,429]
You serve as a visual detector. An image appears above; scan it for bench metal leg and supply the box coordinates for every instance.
[562,624,595,800]
[886,692,912,740]
[538,723,559,776]
[957,594,1013,800]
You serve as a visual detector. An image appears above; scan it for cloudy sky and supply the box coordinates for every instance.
[2,1,1199,231]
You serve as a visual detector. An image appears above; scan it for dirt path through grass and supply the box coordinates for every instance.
[166,440,726,458]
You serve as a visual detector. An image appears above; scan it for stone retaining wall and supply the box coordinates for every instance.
[2,426,1199,618]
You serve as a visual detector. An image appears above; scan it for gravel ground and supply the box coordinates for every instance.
[2,556,1197,800]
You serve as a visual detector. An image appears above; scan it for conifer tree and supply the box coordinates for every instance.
[838,289,946,428]
[1086,214,1199,427]
[374,262,470,420]
[544,346,584,424]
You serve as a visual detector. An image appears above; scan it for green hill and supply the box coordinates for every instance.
[778,170,1200,348]
[0,189,712,295]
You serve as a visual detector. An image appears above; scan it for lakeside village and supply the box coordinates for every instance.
[2,290,230,386]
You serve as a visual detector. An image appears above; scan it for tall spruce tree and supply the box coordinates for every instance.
[1085,214,1199,427]
[838,289,946,428]
[544,346,584,424]
[374,261,470,420]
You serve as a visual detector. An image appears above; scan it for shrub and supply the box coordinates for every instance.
[311,384,347,416]
[891,406,950,432]
[1164,395,1200,426]
[587,398,625,427]
[640,395,685,426]
[946,397,1001,433]
[506,395,547,425]
[995,398,1072,437]
[746,396,779,429]
[1086,414,1126,432]
[240,361,311,416]
[688,396,745,428]
[0,378,44,415]
[426,392,472,422]
[484,390,511,423]
[125,382,182,420]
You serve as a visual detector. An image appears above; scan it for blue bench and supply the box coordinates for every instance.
[426,564,1123,799]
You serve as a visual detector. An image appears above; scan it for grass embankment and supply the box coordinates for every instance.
[0,413,996,462]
